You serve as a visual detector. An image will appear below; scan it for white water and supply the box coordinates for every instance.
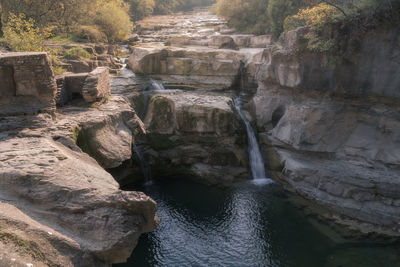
[234,96,273,185]
[119,58,136,78]
[150,79,166,91]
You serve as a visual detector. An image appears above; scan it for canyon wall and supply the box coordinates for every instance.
[252,26,400,237]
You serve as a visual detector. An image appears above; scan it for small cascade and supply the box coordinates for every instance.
[150,78,166,91]
[119,58,136,78]
[133,143,151,181]
[134,78,166,181]
[140,78,165,120]
[234,62,272,185]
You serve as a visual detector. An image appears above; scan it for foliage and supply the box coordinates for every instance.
[153,0,179,14]
[52,65,67,75]
[74,26,108,43]
[127,0,155,20]
[94,0,134,42]
[267,0,305,37]
[215,0,270,35]
[285,3,341,31]
[3,13,51,52]
[63,47,91,60]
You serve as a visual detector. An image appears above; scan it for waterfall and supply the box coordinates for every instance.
[133,143,151,181]
[119,57,136,78]
[234,62,273,185]
[134,79,166,181]
[150,79,166,91]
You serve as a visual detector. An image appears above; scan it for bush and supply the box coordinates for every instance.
[53,65,68,75]
[127,0,155,20]
[3,13,51,52]
[267,0,304,37]
[64,47,91,60]
[94,0,134,42]
[74,26,108,43]
[215,0,269,35]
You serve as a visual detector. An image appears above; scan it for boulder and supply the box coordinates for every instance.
[82,67,111,103]
[66,59,98,73]
[0,52,57,115]
[0,137,158,265]
[208,35,238,50]
[141,91,248,183]
[128,45,247,90]
[0,96,158,265]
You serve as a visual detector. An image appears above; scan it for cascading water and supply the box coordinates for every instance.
[134,78,166,181]
[133,143,151,182]
[234,62,273,185]
[150,79,166,91]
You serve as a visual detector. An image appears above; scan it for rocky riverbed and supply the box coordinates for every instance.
[122,8,400,239]
[0,5,399,267]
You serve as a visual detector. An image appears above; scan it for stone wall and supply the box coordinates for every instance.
[0,52,57,115]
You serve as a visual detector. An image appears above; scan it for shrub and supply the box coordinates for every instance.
[3,13,51,52]
[64,47,91,60]
[215,0,269,35]
[53,65,68,75]
[94,0,134,42]
[284,3,342,52]
[128,0,155,20]
[74,25,108,43]
[267,0,304,37]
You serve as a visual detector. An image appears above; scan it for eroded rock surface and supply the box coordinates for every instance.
[0,94,158,265]
[141,91,248,183]
[127,8,400,238]
[252,27,400,237]
[0,52,57,115]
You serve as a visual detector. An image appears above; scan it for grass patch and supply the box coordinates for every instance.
[48,33,83,44]
[53,65,67,75]
[63,47,91,60]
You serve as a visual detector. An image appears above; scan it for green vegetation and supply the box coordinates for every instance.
[3,13,51,52]
[215,0,399,40]
[214,0,270,34]
[0,0,215,47]
[63,47,92,60]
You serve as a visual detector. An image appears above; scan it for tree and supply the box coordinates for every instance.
[3,13,51,51]
[267,0,305,37]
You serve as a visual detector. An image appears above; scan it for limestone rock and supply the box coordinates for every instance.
[208,35,238,50]
[141,91,248,183]
[128,45,248,90]
[0,96,158,265]
[0,52,57,115]
[82,67,111,103]
[251,23,400,237]
[0,137,158,265]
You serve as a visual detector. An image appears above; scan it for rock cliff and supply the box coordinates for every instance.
[0,53,159,265]
[252,26,400,237]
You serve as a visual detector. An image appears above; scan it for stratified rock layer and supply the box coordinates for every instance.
[0,52,57,115]
[0,96,158,265]
[142,91,248,183]
[252,27,400,237]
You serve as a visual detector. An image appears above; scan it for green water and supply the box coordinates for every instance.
[115,177,400,267]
